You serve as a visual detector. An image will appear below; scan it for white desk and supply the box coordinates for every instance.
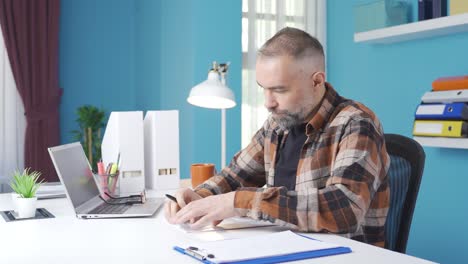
[0,192,436,264]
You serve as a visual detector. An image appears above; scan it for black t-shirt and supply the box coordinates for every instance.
[274,123,308,190]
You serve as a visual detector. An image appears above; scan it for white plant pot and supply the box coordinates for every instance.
[16,196,37,218]
[11,193,19,213]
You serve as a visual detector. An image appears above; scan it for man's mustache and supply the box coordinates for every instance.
[268,108,289,115]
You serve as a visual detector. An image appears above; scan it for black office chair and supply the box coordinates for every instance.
[384,133,425,253]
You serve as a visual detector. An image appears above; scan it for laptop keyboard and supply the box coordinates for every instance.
[89,202,131,214]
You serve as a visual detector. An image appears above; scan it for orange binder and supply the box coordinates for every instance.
[432,75,468,91]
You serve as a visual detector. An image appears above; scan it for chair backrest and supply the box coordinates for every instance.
[384,133,425,253]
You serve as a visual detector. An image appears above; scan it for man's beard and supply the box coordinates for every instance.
[269,108,305,129]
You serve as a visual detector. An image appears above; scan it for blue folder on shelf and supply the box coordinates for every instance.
[173,230,352,264]
[415,102,468,120]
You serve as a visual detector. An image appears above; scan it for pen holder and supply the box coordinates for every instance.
[99,171,120,196]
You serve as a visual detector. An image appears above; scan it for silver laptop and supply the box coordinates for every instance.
[48,142,163,219]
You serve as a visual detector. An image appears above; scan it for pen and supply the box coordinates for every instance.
[106,162,113,175]
[97,159,105,175]
[116,152,121,167]
[110,163,118,175]
[165,194,177,203]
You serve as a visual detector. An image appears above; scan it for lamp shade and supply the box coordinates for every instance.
[187,71,236,109]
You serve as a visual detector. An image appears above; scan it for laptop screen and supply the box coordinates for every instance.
[48,142,100,209]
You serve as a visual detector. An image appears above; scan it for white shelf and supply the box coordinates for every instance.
[414,136,468,149]
[354,13,468,44]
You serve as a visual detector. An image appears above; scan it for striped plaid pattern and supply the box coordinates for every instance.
[195,83,390,247]
[385,155,410,250]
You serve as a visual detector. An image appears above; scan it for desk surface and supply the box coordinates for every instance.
[0,191,435,264]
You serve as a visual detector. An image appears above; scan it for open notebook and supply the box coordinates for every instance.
[178,217,276,233]
[174,230,352,263]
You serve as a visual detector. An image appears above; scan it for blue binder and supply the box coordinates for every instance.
[415,102,468,120]
[173,231,352,264]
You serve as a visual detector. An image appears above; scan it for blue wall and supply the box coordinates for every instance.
[328,1,468,263]
[59,0,241,178]
[59,0,137,139]
[157,0,242,176]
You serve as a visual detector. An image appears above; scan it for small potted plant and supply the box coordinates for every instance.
[10,168,43,218]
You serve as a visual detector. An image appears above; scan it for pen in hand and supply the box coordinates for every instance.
[165,194,177,203]
[166,193,194,225]
[166,194,183,221]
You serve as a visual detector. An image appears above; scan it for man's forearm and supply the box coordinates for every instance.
[232,185,366,233]
[195,160,266,197]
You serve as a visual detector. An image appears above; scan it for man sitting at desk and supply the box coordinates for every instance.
[165,27,390,247]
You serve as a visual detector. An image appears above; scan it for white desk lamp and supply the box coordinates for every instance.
[187,61,236,168]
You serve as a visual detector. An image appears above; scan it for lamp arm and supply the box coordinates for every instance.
[221,108,226,169]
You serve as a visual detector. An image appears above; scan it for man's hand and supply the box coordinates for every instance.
[164,188,202,224]
[173,191,239,229]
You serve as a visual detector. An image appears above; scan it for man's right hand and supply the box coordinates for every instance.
[164,188,202,224]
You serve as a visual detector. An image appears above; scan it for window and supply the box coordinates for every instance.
[241,0,326,147]
[0,26,25,192]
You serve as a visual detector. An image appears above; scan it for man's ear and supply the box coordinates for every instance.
[312,71,326,86]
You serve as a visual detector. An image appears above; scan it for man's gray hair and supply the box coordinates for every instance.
[258,27,324,62]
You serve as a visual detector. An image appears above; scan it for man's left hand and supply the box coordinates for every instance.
[173,191,238,229]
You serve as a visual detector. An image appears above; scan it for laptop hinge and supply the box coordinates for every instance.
[76,195,103,214]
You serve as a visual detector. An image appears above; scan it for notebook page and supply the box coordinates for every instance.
[178,216,275,233]
[180,230,343,263]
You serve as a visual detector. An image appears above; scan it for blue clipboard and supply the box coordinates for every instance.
[173,232,352,264]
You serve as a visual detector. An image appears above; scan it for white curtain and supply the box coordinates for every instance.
[0,26,26,192]
[241,0,327,147]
